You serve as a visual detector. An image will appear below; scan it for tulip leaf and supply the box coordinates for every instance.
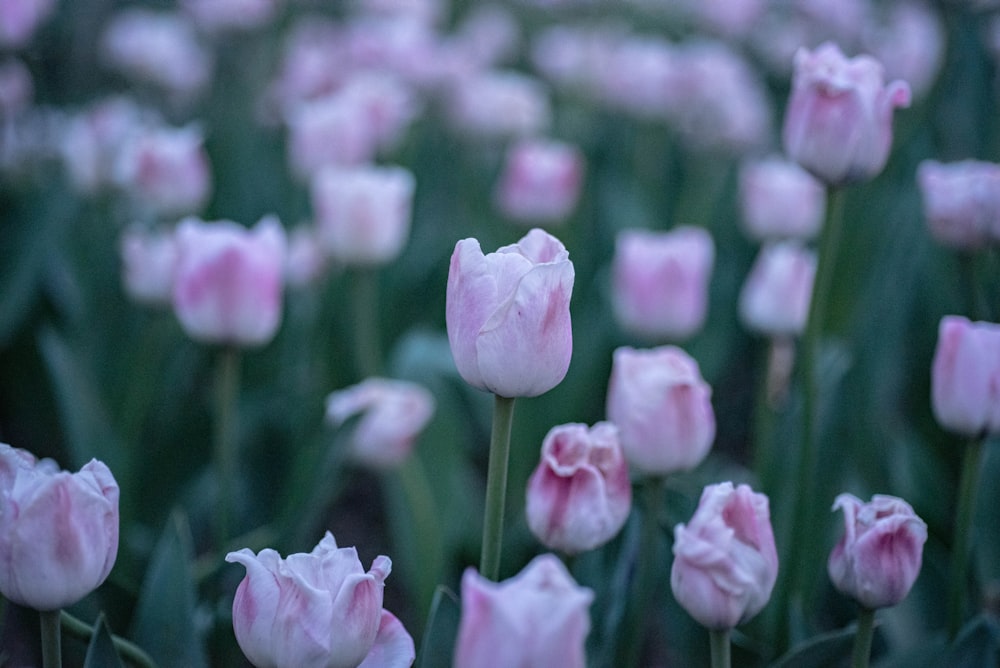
[83,614,124,668]
[130,511,208,668]
[944,614,1000,668]
[417,585,461,668]
[769,623,857,668]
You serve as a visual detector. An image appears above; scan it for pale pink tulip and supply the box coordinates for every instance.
[917,159,1000,250]
[119,225,178,305]
[739,156,826,241]
[446,70,551,139]
[494,139,584,225]
[931,315,1000,436]
[286,93,377,181]
[739,242,817,337]
[0,0,56,49]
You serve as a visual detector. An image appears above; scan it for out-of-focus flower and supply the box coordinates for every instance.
[455,554,593,668]
[531,24,622,99]
[286,93,377,181]
[119,225,178,306]
[0,58,32,118]
[525,422,631,555]
[310,165,416,265]
[679,0,766,38]
[284,225,331,288]
[446,70,551,139]
[172,216,287,347]
[611,226,715,342]
[494,138,584,225]
[917,159,1000,250]
[739,242,817,338]
[739,156,826,241]
[355,0,444,26]
[0,443,119,611]
[343,15,444,88]
[595,35,680,121]
[828,493,927,609]
[113,124,212,218]
[671,482,778,630]
[226,532,404,668]
[263,18,348,122]
[60,96,149,195]
[337,73,420,154]
[100,9,213,100]
[606,345,715,476]
[450,4,521,70]
[931,315,1000,437]
[326,378,435,469]
[446,228,574,398]
[782,42,911,186]
[0,0,56,49]
[864,2,945,101]
[180,0,280,33]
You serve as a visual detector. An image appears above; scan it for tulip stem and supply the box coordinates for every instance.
[616,477,663,668]
[710,628,732,668]
[394,455,442,622]
[947,436,985,639]
[215,346,241,548]
[479,394,516,581]
[40,609,61,668]
[851,607,876,668]
[60,610,160,668]
[351,267,382,379]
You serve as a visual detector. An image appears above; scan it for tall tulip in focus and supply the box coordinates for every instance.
[455,554,593,668]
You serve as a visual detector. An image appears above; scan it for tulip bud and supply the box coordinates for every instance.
[226,532,400,668]
[172,215,287,347]
[828,493,927,609]
[739,156,826,241]
[931,315,1000,437]
[525,422,632,554]
[325,378,436,469]
[454,554,593,668]
[611,226,715,342]
[119,225,178,305]
[310,165,416,266]
[917,159,1000,250]
[671,482,778,630]
[446,228,575,398]
[494,138,584,225]
[738,241,817,338]
[606,345,715,476]
[0,443,119,611]
[782,42,911,186]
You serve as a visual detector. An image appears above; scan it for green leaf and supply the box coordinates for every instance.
[417,586,461,668]
[84,614,124,668]
[945,614,1000,668]
[129,511,208,668]
[769,623,857,668]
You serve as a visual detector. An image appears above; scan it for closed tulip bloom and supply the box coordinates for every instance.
[931,315,1000,436]
[917,159,1000,250]
[739,156,826,241]
[226,533,398,668]
[782,42,911,186]
[611,226,715,342]
[0,443,119,611]
[287,93,377,181]
[828,493,927,609]
[311,165,416,265]
[455,554,593,668]
[172,216,287,347]
[119,225,178,305]
[446,228,574,398]
[606,346,715,475]
[525,422,632,554]
[739,241,817,337]
[325,378,436,469]
[494,139,584,225]
[671,482,778,630]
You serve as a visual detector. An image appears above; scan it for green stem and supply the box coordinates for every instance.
[851,607,876,668]
[947,436,985,639]
[394,455,442,622]
[351,267,381,379]
[616,477,663,668]
[215,347,241,548]
[710,628,732,668]
[40,609,61,668]
[60,611,159,668]
[479,394,516,581]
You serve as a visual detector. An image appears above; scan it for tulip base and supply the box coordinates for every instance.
[479,394,516,581]
[40,609,62,668]
[851,607,876,668]
[710,628,731,668]
[215,347,241,548]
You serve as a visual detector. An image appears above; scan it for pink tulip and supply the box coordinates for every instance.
[310,165,416,265]
[172,216,287,347]
[782,42,911,185]
[0,58,33,118]
[119,225,178,305]
[454,554,593,668]
[0,0,56,49]
[494,138,584,225]
[226,532,404,668]
[325,378,435,469]
[739,156,826,241]
[917,159,1000,250]
[828,493,927,609]
[446,70,551,139]
[284,225,331,288]
[0,443,119,611]
[671,482,778,630]
[739,241,817,337]
[358,610,416,668]
[931,315,1000,437]
[60,96,147,196]
[606,345,715,475]
[525,422,632,554]
[863,2,944,101]
[286,93,377,181]
[446,228,574,398]
[611,226,715,342]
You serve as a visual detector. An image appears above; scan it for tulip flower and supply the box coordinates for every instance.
[782,42,911,186]
[494,138,584,225]
[226,532,410,668]
[931,315,1000,437]
[119,225,178,305]
[325,377,436,469]
[738,241,817,338]
[917,159,1000,250]
[454,554,593,668]
[738,156,825,241]
[446,228,574,398]
[828,493,927,610]
[0,443,119,611]
[525,422,632,554]
[671,482,778,630]
[611,226,714,342]
[172,215,287,347]
[606,345,715,476]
